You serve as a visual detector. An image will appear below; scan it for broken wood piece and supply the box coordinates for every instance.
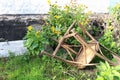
[53,37,64,56]
[42,51,97,66]
[78,22,96,41]
[66,48,74,61]
[75,33,116,66]
[53,21,76,56]
[64,44,81,48]
[51,37,78,54]
[64,32,77,39]
[78,22,119,66]
[75,43,98,69]
[62,44,77,54]
[47,21,118,69]
[64,20,76,35]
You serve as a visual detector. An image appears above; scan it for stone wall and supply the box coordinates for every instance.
[0,14,46,41]
[0,14,109,41]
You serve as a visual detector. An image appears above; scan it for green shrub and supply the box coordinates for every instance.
[24,26,49,55]
[110,3,120,23]
[24,1,90,55]
[96,61,120,80]
[99,29,116,50]
[109,3,120,48]
[99,22,120,57]
[45,1,89,45]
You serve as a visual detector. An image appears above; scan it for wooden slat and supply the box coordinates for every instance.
[42,51,97,66]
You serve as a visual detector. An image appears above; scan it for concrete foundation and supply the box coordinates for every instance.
[0,40,27,57]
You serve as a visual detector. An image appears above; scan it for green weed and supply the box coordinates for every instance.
[0,54,96,80]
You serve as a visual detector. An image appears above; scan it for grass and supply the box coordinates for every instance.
[0,53,96,80]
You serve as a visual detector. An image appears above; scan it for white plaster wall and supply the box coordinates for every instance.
[0,0,111,14]
[0,40,27,57]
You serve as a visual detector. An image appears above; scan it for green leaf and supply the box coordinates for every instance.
[105,61,110,69]
[112,70,120,76]
[31,42,39,49]
[114,66,120,71]
[111,42,115,48]
[96,76,104,80]
[25,39,34,47]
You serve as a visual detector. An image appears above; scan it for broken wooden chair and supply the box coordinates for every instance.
[42,21,120,69]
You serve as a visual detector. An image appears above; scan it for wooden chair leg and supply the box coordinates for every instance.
[53,37,64,56]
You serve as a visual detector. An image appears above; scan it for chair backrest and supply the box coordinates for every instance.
[75,40,98,68]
